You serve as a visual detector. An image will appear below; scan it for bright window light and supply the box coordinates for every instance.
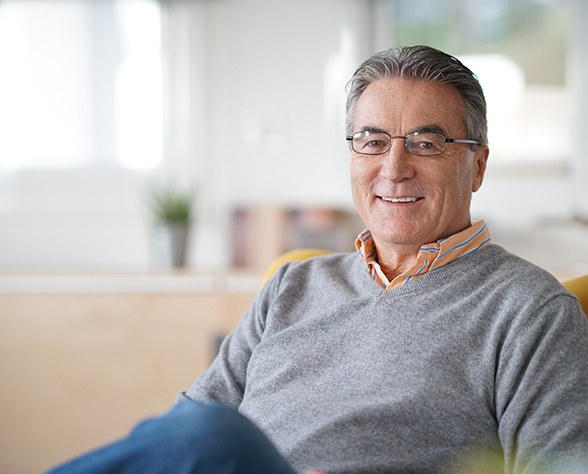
[0,0,162,171]
[461,54,571,163]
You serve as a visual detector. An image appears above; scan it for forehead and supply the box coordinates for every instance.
[354,77,466,134]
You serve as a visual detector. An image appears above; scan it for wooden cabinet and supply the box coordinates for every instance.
[0,272,258,474]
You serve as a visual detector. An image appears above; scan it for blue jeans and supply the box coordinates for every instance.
[46,401,298,474]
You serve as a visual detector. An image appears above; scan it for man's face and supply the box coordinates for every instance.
[350,77,488,252]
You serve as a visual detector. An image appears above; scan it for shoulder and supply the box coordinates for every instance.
[432,244,584,329]
[465,244,569,299]
[254,252,373,332]
[464,245,586,336]
[278,251,360,275]
[260,251,372,301]
[275,251,365,285]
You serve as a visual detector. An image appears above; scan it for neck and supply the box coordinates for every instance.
[375,243,421,281]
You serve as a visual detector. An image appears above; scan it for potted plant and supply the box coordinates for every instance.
[146,182,195,269]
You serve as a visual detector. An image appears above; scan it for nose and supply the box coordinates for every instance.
[379,138,416,182]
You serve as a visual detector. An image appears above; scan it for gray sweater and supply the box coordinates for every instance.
[180,245,588,473]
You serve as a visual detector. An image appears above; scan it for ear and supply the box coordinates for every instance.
[472,146,489,193]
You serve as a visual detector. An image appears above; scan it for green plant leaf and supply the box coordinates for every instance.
[146,183,195,224]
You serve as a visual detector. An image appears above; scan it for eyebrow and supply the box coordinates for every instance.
[358,126,388,134]
[407,124,448,136]
[358,124,450,136]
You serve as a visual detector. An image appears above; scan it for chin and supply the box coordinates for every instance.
[375,230,426,247]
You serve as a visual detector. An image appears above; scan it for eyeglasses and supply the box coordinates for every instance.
[346,130,480,157]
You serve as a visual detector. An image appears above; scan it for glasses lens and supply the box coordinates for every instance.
[406,132,446,156]
[352,131,390,155]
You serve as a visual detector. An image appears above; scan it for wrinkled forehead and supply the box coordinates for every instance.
[353,78,468,135]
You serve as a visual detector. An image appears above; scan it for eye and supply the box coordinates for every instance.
[365,139,387,149]
[354,132,389,154]
[413,139,435,149]
[407,132,445,155]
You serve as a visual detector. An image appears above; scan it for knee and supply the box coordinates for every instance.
[134,401,292,473]
[46,402,295,474]
[133,401,269,456]
[164,401,257,443]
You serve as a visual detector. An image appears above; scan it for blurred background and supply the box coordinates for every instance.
[1,0,588,472]
[0,0,586,276]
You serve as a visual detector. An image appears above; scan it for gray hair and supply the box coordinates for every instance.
[345,45,488,146]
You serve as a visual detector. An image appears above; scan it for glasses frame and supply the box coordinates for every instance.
[346,130,480,157]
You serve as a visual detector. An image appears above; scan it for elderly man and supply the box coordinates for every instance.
[49,46,587,474]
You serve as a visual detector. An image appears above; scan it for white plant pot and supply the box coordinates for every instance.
[150,223,190,269]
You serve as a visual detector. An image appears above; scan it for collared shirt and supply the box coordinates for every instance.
[355,220,492,290]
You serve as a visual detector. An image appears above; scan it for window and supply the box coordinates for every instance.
[0,0,162,171]
[391,0,570,165]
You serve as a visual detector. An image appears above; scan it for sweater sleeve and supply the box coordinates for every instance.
[495,292,588,473]
[175,271,281,408]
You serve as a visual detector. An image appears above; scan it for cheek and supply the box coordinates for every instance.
[350,160,372,192]
[445,162,477,207]
[447,152,473,178]
[424,159,472,203]
[350,165,365,208]
[350,160,375,215]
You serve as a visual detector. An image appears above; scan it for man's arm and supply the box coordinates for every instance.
[496,293,588,472]
[177,276,279,407]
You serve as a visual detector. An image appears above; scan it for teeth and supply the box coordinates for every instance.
[382,197,419,203]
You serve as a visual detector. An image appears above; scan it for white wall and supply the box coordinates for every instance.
[195,0,375,267]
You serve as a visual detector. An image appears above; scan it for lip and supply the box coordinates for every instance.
[378,196,423,203]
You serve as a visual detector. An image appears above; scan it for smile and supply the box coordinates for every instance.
[380,196,421,203]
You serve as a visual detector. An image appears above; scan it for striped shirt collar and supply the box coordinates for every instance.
[355,220,492,290]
